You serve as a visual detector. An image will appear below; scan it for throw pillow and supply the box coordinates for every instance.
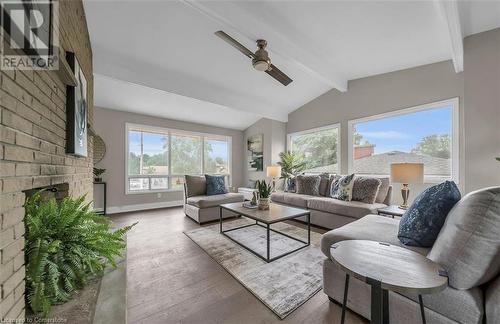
[398,181,461,247]
[318,173,331,196]
[286,178,296,193]
[184,175,206,197]
[352,176,382,204]
[205,175,227,196]
[330,174,355,201]
[428,187,500,289]
[296,175,321,196]
[375,177,391,203]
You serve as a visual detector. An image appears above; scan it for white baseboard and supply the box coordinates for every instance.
[107,200,184,214]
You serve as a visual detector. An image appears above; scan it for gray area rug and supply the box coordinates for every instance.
[184,218,325,319]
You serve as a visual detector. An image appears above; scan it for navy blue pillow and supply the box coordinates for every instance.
[205,175,227,196]
[286,178,296,192]
[398,181,461,247]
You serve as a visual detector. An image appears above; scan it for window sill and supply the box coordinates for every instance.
[126,189,184,195]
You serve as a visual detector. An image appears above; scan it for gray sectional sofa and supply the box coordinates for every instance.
[270,177,392,229]
[183,175,244,224]
[321,186,500,323]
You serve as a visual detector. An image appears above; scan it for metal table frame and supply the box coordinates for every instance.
[340,274,428,324]
[219,205,310,263]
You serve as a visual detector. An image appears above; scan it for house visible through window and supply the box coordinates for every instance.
[348,98,459,182]
[126,124,231,193]
[288,124,340,174]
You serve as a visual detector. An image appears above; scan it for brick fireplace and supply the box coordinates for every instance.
[0,1,93,320]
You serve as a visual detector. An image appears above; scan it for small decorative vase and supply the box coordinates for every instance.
[94,177,102,182]
[258,197,270,210]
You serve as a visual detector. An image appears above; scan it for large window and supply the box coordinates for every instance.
[126,124,231,193]
[348,98,459,182]
[288,124,340,174]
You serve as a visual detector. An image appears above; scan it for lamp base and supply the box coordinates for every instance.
[399,184,410,209]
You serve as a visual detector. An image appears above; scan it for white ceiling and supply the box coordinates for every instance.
[85,0,500,130]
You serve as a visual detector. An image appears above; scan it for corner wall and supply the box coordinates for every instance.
[0,1,94,319]
[93,107,244,213]
[243,118,286,186]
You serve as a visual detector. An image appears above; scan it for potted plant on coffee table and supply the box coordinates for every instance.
[256,180,272,210]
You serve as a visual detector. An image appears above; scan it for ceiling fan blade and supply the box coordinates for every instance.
[215,31,255,59]
[266,64,293,86]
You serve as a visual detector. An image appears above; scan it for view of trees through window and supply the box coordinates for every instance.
[127,126,230,192]
[351,104,454,181]
[289,126,340,173]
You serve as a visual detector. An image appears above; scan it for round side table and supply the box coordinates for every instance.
[330,240,448,324]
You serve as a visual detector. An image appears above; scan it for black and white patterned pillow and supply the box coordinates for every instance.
[296,175,321,196]
[330,174,355,201]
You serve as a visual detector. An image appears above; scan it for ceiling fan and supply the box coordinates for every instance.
[215,30,293,86]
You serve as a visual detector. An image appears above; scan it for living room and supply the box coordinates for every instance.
[0,0,499,323]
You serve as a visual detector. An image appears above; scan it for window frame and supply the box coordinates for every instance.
[287,123,341,174]
[125,123,232,194]
[347,97,460,183]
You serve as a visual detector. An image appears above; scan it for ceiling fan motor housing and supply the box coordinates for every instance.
[253,45,271,71]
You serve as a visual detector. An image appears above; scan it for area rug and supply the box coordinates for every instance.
[184,218,325,319]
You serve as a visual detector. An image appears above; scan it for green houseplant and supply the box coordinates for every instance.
[24,191,136,317]
[277,151,306,191]
[256,180,273,210]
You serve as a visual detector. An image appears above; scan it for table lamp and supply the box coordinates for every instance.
[390,163,424,209]
[266,165,281,192]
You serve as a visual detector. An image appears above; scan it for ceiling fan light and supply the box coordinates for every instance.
[253,60,270,71]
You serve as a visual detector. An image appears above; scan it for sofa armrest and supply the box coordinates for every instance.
[183,183,188,203]
[384,185,393,205]
[486,274,500,323]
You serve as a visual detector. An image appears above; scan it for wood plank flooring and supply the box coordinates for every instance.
[111,207,367,324]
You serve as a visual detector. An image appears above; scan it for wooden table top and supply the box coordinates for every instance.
[330,240,448,295]
[220,202,310,224]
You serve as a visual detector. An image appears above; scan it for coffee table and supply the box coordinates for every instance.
[330,240,448,324]
[219,202,311,262]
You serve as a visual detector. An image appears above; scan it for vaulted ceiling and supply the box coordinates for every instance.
[85,0,500,130]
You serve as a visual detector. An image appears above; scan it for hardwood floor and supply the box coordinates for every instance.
[111,207,367,324]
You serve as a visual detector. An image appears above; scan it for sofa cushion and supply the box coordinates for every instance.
[308,197,386,219]
[330,174,355,201]
[352,176,382,204]
[398,181,461,247]
[401,286,484,324]
[187,193,244,208]
[318,173,331,196]
[270,192,312,208]
[428,186,500,290]
[321,215,430,259]
[185,175,206,197]
[296,175,321,196]
[375,177,390,203]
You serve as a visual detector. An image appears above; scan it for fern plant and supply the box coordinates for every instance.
[24,192,136,317]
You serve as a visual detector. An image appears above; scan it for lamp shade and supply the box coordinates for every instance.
[390,163,424,184]
[266,165,281,178]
